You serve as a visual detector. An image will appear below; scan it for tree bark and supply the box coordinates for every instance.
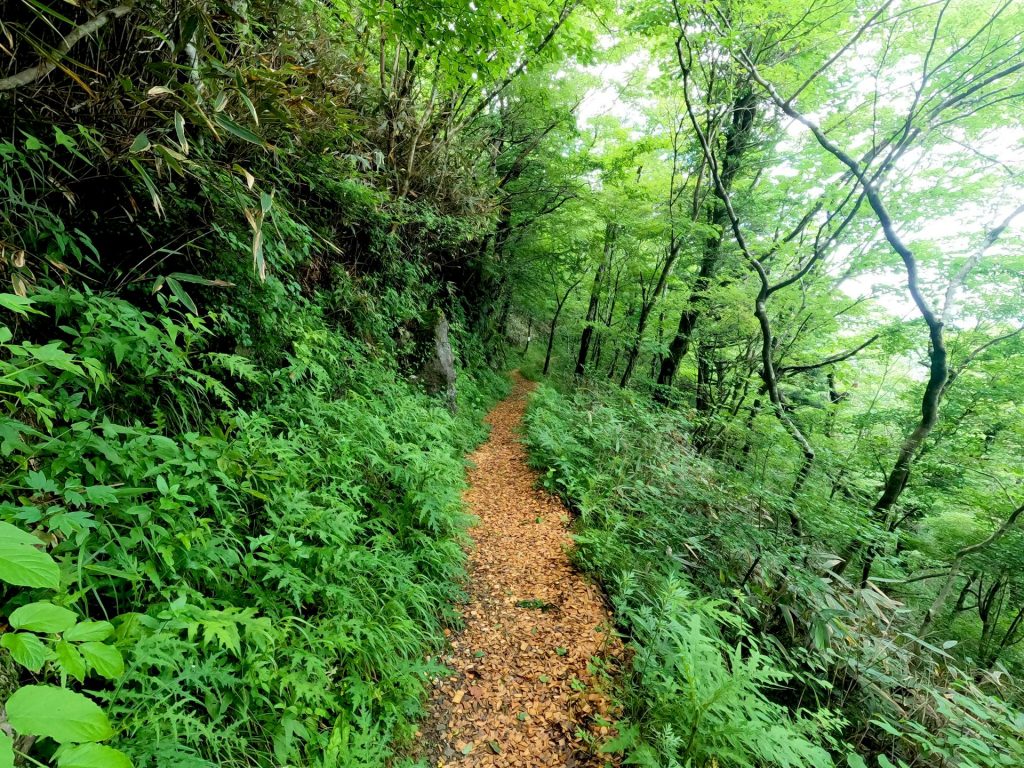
[543,280,579,375]
[620,240,681,388]
[0,4,135,91]
[542,307,561,376]
[576,223,615,376]
[655,88,757,397]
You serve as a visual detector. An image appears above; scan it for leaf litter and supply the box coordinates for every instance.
[418,374,621,767]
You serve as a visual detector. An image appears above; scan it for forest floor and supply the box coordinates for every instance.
[417,373,621,767]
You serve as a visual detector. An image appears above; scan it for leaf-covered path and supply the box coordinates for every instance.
[420,374,620,767]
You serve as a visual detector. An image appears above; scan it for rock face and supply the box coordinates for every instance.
[420,311,457,412]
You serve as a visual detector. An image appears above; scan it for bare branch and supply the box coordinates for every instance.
[778,335,880,376]
[0,4,134,92]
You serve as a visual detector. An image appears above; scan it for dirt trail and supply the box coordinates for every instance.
[420,373,620,767]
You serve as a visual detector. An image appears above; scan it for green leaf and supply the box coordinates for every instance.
[5,685,114,743]
[64,621,114,643]
[128,158,163,217]
[1,633,50,672]
[55,640,86,682]
[601,723,639,753]
[26,342,83,374]
[237,89,259,126]
[56,743,134,768]
[173,111,189,155]
[0,521,41,547]
[259,189,274,216]
[129,133,151,153]
[811,619,829,651]
[167,272,234,288]
[0,733,13,768]
[10,601,78,633]
[0,528,60,590]
[165,276,198,314]
[847,753,868,768]
[870,719,903,737]
[213,114,265,146]
[0,294,41,316]
[79,642,124,679]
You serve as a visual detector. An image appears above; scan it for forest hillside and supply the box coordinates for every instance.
[1,1,1023,768]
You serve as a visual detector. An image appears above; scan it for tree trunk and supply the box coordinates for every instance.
[543,305,563,375]
[542,282,579,375]
[606,347,620,380]
[418,311,458,412]
[692,343,714,453]
[920,505,1023,636]
[576,223,615,377]
[656,89,757,398]
[620,242,681,388]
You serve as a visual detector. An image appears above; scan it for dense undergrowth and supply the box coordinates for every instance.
[524,382,1024,768]
[2,284,507,767]
[0,1,525,764]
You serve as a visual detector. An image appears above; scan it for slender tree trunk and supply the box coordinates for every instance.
[656,90,757,398]
[977,576,1007,666]
[607,347,620,380]
[920,505,1023,637]
[842,327,948,581]
[542,305,563,375]
[592,269,620,371]
[656,257,712,392]
[825,372,842,438]
[993,604,1024,666]
[693,343,714,453]
[954,572,977,613]
[542,280,580,375]
[621,242,681,388]
[576,223,615,377]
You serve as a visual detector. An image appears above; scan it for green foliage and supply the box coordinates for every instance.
[1,288,505,767]
[524,383,1024,768]
[0,0,536,760]
[525,384,841,767]
[605,576,839,768]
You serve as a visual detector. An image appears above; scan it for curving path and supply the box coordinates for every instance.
[419,373,620,768]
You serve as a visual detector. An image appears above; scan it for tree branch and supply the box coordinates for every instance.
[0,4,134,92]
[778,334,880,376]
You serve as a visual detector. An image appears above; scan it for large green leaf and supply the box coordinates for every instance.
[5,685,114,743]
[56,743,133,768]
[0,733,13,768]
[0,527,60,590]
[79,642,124,680]
[63,621,114,643]
[0,521,41,547]
[0,294,41,316]
[213,114,265,146]
[0,633,50,672]
[55,640,87,682]
[10,601,78,633]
